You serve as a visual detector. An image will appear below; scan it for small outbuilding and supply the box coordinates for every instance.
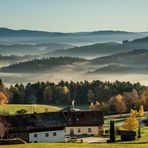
[117,130,136,141]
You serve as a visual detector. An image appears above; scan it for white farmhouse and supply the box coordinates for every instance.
[0,112,67,143]
[64,111,104,136]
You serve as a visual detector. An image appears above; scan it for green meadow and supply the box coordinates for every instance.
[0,104,60,114]
[0,142,148,148]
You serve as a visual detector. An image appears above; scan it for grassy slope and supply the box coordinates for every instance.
[0,143,148,148]
[0,104,61,114]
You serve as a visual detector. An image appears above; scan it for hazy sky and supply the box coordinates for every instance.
[0,0,148,32]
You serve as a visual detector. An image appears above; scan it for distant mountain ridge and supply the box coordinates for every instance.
[0,28,66,37]
[0,27,143,37]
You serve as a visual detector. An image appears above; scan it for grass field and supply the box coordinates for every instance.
[0,142,148,148]
[0,104,61,114]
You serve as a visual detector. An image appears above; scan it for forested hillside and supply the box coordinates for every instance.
[0,79,147,115]
[0,57,87,73]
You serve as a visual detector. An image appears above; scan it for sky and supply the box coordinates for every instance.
[0,0,148,32]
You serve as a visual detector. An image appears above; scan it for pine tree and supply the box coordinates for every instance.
[110,120,116,142]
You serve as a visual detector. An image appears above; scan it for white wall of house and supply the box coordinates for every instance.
[29,130,65,143]
[65,126,99,136]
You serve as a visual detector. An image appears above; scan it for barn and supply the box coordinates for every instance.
[0,112,67,143]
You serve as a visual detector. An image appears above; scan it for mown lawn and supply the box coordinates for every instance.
[0,104,61,114]
[0,142,148,148]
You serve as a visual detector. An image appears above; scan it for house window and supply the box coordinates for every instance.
[78,128,81,133]
[45,133,49,137]
[53,132,56,136]
[14,134,17,138]
[34,134,37,138]
[88,128,92,132]
[70,128,74,135]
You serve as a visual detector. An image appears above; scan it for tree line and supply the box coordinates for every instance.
[0,79,148,115]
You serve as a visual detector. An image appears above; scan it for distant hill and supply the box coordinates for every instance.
[87,64,133,74]
[88,49,148,74]
[85,30,137,35]
[131,36,148,43]
[49,42,121,57]
[49,36,148,57]
[0,43,74,56]
[0,57,87,73]
[91,49,148,66]
[1,49,148,74]
[0,54,36,67]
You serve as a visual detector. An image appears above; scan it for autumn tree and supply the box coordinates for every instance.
[123,116,139,131]
[0,91,8,105]
[89,102,95,110]
[89,101,101,111]
[123,109,139,131]
[138,105,144,117]
[123,89,139,111]
[139,88,148,110]
[130,109,138,118]
[0,79,9,104]
[63,86,69,94]
[109,94,127,115]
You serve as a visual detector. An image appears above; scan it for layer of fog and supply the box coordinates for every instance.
[1,63,148,87]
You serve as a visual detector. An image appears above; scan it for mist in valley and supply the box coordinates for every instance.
[1,29,148,87]
[1,62,148,87]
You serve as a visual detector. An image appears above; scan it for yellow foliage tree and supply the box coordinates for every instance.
[130,109,138,118]
[138,105,144,117]
[123,116,139,131]
[63,86,69,94]
[89,102,95,110]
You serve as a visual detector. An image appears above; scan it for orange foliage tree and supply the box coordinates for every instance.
[63,86,69,94]
[0,91,8,105]
[0,80,9,105]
